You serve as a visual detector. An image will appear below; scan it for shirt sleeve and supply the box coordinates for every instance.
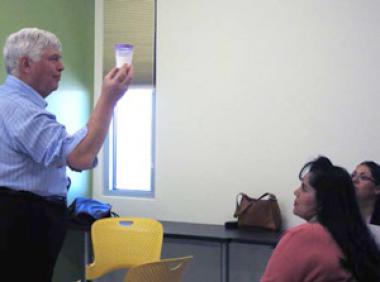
[6,102,89,168]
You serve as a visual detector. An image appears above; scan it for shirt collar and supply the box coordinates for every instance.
[4,75,47,108]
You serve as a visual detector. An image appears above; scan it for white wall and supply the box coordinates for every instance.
[93,0,380,228]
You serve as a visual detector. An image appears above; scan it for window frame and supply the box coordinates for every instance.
[103,0,157,198]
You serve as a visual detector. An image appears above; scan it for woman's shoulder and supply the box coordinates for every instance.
[283,223,331,243]
[280,223,346,265]
[287,222,328,235]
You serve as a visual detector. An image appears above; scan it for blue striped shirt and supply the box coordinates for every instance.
[0,75,88,197]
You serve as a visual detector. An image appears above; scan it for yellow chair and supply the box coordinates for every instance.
[86,217,163,280]
[123,256,193,282]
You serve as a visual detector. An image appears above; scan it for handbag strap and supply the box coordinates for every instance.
[111,211,119,217]
[235,192,248,209]
[234,193,248,217]
[257,193,277,201]
[235,192,277,216]
[235,192,262,217]
[236,192,277,207]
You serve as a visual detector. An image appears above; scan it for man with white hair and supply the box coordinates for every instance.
[0,27,133,281]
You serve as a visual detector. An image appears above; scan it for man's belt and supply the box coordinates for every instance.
[0,186,66,206]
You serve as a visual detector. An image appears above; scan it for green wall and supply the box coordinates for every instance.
[0,0,95,202]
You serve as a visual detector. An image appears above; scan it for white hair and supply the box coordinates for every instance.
[3,27,62,75]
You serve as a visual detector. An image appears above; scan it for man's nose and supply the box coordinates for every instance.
[58,61,64,71]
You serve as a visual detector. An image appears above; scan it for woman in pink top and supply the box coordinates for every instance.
[261,156,380,282]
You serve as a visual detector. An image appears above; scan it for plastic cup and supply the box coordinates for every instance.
[114,43,134,67]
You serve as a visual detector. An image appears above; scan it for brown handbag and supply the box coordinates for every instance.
[233,192,282,231]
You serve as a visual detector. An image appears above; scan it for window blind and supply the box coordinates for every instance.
[103,0,155,85]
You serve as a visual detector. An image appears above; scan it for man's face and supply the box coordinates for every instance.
[28,48,64,97]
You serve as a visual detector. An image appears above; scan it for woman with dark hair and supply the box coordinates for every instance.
[261,156,380,282]
[351,161,380,225]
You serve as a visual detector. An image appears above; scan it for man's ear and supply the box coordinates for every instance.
[19,56,32,74]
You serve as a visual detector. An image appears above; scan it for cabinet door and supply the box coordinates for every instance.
[229,242,274,282]
[162,238,222,282]
[53,230,86,282]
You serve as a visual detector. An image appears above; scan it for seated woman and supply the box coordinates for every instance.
[351,161,380,225]
[261,156,380,282]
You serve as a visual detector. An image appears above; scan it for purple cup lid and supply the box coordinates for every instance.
[114,43,134,50]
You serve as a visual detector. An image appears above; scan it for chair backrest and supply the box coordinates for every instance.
[123,256,193,282]
[86,217,163,279]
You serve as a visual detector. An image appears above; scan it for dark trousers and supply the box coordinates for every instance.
[0,188,67,282]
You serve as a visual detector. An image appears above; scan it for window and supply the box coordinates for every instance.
[103,0,156,197]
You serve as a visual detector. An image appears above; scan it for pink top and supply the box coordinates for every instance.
[260,223,353,282]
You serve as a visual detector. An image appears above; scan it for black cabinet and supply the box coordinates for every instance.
[57,221,281,282]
